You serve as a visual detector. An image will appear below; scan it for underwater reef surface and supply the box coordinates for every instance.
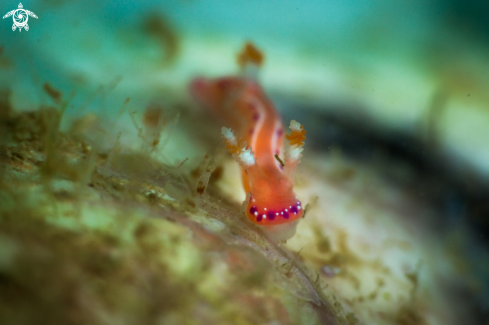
[1,0,489,324]
[0,85,485,324]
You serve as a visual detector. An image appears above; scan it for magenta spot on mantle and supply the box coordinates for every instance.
[267,211,275,220]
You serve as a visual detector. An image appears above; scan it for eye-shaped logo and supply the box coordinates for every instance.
[3,3,38,32]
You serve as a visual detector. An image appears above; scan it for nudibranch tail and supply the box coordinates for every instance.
[221,127,256,167]
[237,42,265,80]
[237,42,264,69]
[284,120,306,181]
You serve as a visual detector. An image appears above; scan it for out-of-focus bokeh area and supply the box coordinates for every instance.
[3,0,489,170]
[1,0,489,324]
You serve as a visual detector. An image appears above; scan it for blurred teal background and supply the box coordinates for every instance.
[2,0,489,175]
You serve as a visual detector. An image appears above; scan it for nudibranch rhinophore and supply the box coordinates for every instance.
[190,42,307,242]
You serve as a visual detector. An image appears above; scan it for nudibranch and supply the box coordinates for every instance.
[190,42,306,242]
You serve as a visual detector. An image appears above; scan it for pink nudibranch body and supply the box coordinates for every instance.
[189,44,306,237]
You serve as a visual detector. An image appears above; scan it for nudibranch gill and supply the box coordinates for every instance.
[190,42,306,241]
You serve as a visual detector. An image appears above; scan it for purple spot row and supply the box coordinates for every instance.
[249,201,302,223]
